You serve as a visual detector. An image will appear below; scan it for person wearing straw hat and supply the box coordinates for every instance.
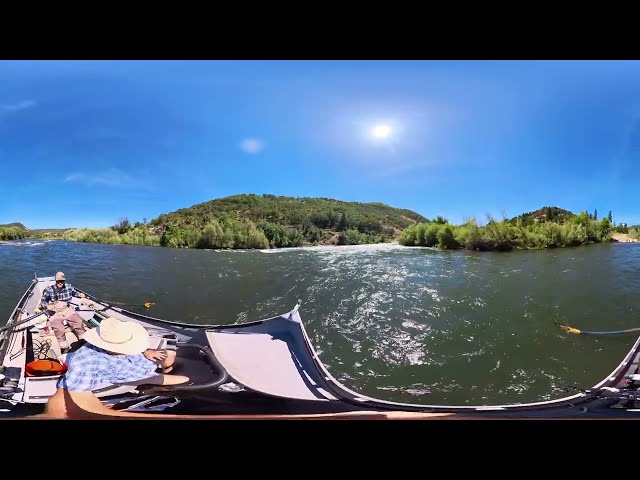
[40,272,87,353]
[43,316,189,418]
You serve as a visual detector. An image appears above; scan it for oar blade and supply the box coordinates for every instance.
[555,321,581,334]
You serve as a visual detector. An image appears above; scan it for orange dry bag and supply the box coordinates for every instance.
[25,359,67,377]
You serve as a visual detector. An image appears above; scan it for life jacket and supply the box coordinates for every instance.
[25,359,67,377]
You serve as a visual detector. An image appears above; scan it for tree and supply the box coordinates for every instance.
[337,212,347,231]
[608,210,612,223]
[546,207,552,221]
[593,209,598,221]
[113,218,132,234]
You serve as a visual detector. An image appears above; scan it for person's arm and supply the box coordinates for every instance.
[119,373,190,386]
[70,285,85,298]
[120,352,189,386]
[41,287,52,310]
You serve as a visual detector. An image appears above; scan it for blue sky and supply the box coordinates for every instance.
[1,60,639,228]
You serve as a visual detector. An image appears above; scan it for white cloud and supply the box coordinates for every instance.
[1,100,36,112]
[64,168,138,188]
[240,138,263,154]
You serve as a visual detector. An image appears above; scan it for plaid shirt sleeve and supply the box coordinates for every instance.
[41,286,53,310]
[69,284,81,297]
[110,354,159,384]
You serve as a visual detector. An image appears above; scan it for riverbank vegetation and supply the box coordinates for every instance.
[0,226,29,240]
[400,211,613,251]
[3,199,636,251]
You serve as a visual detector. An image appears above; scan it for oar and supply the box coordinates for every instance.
[102,301,155,309]
[77,291,154,309]
[0,311,48,333]
[555,321,640,335]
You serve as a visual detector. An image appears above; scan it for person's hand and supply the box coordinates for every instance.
[79,293,86,298]
[143,349,168,362]
[48,301,68,312]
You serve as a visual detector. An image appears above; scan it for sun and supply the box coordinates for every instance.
[371,124,392,139]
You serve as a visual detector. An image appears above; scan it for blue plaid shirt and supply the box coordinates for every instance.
[58,343,159,391]
[41,283,82,311]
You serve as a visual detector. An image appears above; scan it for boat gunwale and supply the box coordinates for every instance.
[0,278,38,366]
[100,295,635,412]
[81,290,273,330]
[279,312,640,413]
[80,286,640,412]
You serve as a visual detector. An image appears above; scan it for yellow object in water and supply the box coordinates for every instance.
[557,323,581,334]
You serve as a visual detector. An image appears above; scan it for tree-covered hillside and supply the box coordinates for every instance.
[0,223,27,230]
[508,206,575,226]
[147,194,428,248]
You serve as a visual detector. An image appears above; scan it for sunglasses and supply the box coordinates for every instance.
[56,280,65,284]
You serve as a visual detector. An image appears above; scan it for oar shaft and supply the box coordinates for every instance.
[579,328,640,335]
[0,311,48,333]
[557,321,640,336]
[79,291,153,309]
[74,308,109,319]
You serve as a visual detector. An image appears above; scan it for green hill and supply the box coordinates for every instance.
[0,223,29,240]
[509,206,575,226]
[0,223,71,240]
[0,222,28,230]
[148,194,428,248]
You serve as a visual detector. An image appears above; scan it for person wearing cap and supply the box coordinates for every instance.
[43,316,189,418]
[40,272,87,353]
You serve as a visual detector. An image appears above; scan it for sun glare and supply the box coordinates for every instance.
[372,124,392,139]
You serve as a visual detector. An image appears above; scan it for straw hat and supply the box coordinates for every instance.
[82,317,150,355]
[32,313,48,328]
[55,272,65,281]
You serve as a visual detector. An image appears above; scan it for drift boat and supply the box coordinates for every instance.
[2,275,640,419]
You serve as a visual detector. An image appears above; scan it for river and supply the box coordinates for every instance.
[1,239,639,405]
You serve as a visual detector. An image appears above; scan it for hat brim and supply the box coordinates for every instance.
[33,313,48,327]
[83,321,149,355]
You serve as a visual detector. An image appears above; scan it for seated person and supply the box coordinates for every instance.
[40,272,87,353]
[44,316,189,418]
